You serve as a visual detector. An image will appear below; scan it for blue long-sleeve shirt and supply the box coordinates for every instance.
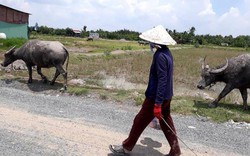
[145,46,174,104]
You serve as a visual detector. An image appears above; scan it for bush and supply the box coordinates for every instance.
[194,42,200,48]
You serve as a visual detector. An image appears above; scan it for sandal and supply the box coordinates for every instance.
[109,145,130,155]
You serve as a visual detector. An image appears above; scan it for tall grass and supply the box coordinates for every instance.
[69,52,152,84]
[68,47,246,88]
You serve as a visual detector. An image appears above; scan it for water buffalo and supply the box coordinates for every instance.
[1,39,69,91]
[197,54,250,110]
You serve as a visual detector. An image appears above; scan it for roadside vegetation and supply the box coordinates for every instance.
[0,35,249,123]
[30,25,250,49]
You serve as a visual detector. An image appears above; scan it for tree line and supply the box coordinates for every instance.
[29,25,250,48]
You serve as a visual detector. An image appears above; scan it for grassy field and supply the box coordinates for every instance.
[0,35,249,123]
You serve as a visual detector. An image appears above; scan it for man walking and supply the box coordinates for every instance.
[109,25,181,156]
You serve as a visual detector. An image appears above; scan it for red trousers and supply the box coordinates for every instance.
[122,98,181,155]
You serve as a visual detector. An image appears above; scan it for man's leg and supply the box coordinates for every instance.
[122,98,155,151]
[160,99,181,156]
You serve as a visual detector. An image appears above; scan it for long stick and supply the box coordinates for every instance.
[161,117,198,156]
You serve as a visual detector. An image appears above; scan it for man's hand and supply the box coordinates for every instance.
[154,104,162,120]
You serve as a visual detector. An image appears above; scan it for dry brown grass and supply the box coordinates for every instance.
[1,36,249,122]
[173,48,245,89]
[66,47,246,91]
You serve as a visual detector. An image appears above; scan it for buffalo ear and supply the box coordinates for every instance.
[5,46,16,55]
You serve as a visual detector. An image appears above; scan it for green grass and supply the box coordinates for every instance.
[134,94,145,106]
[171,96,250,123]
[0,38,27,50]
[194,100,250,123]
[67,86,89,96]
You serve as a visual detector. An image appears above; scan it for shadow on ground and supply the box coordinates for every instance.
[25,80,62,92]
[2,78,63,92]
[107,137,165,156]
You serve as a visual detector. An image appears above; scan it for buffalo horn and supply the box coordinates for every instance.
[5,45,16,54]
[209,58,228,74]
[201,56,207,69]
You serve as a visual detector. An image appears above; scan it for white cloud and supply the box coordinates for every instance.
[0,0,249,36]
[215,7,250,36]
[198,3,215,16]
[220,7,240,20]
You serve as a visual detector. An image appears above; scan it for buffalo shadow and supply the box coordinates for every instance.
[18,78,63,92]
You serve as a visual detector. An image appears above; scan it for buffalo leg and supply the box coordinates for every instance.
[51,65,67,90]
[209,84,234,108]
[27,65,33,83]
[239,89,248,110]
[37,67,48,83]
[50,69,60,85]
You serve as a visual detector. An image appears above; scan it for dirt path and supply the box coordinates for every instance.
[1,107,119,155]
[0,106,243,156]
[0,80,248,156]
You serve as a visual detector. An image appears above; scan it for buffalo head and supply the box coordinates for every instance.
[197,57,228,89]
[1,46,17,67]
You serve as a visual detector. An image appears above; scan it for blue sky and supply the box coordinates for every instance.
[211,0,242,15]
[1,0,250,37]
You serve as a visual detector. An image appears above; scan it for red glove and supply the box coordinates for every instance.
[154,104,162,120]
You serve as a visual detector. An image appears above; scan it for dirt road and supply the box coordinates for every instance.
[0,80,249,156]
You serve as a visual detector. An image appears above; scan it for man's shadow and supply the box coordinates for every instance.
[108,137,164,156]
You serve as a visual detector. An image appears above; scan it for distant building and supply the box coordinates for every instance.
[73,29,81,37]
[221,43,229,46]
[0,4,30,39]
[89,32,99,39]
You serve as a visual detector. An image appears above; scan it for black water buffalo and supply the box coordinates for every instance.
[197,54,250,110]
[1,39,69,91]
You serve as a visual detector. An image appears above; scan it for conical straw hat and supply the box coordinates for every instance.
[139,25,176,45]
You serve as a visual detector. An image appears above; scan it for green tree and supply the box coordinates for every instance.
[233,36,247,47]
[38,26,51,34]
[83,26,87,32]
[65,27,74,36]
